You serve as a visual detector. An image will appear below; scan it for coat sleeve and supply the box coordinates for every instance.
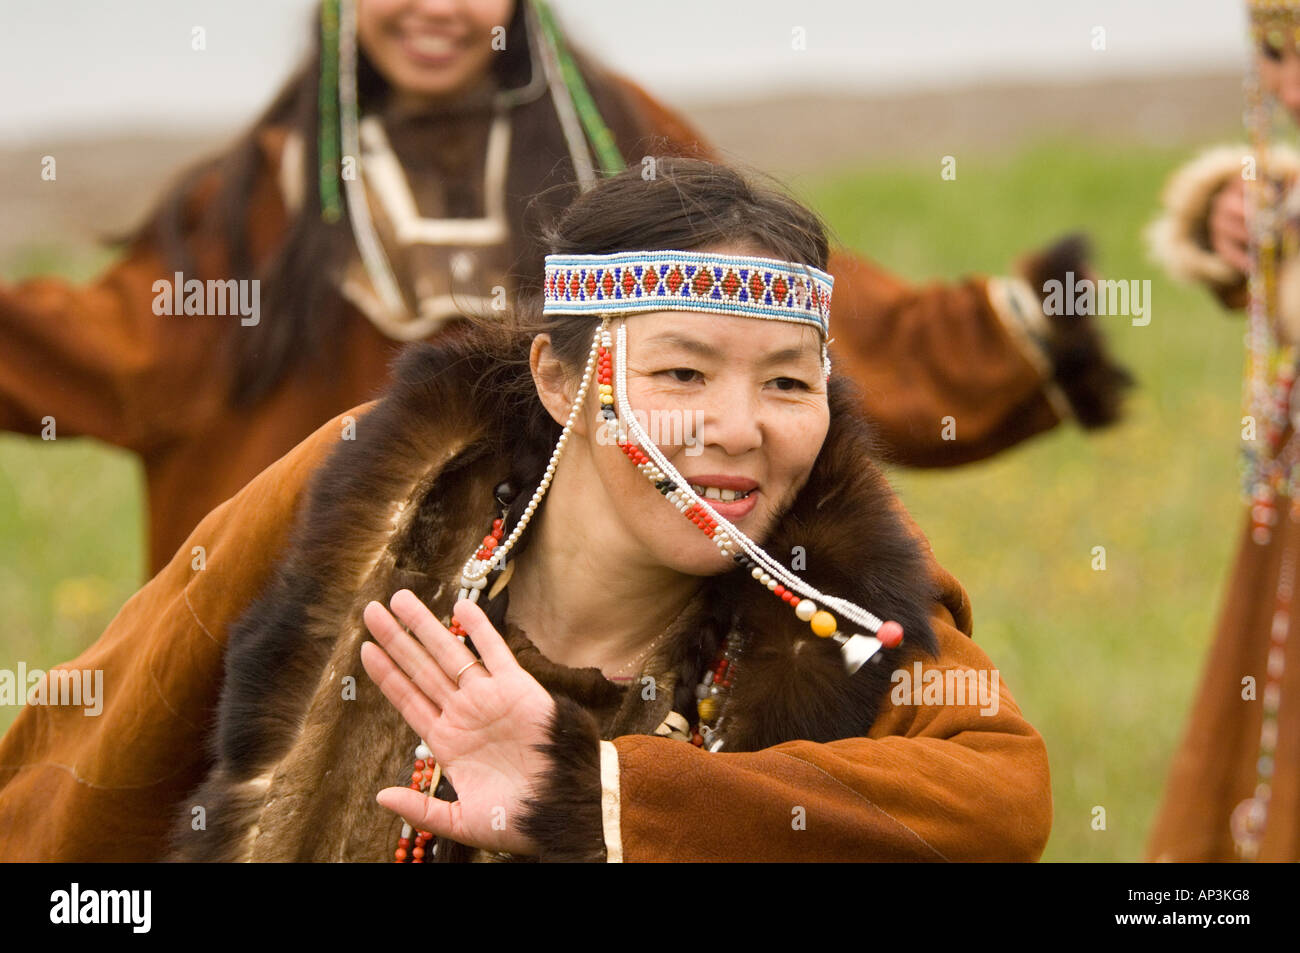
[519,586,1051,863]
[0,131,291,452]
[0,407,356,861]
[1145,144,1275,313]
[612,620,1049,862]
[616,74,1132,466]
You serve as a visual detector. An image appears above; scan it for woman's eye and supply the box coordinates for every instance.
[769,377,810,391]
[663,368,702,383]
[1262,38,1285,62]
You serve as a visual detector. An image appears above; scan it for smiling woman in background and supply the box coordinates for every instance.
[0,0,1130,578]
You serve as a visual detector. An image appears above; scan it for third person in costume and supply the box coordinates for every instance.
[1147,0,1300,862]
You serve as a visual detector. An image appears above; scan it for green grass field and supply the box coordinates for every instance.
[0,136,1247,861]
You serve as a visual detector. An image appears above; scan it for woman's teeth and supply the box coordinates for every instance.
[407,34,458,56]
[690,484,753,502]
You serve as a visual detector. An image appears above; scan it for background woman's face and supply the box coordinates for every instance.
[1257,23,1300,124]
[357,0,516,104]
[579,307,831,578]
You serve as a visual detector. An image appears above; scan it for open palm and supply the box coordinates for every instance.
[360,589,558,856]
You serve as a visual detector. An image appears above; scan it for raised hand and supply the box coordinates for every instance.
[360,589,558,856]
[1209,177,1250,275]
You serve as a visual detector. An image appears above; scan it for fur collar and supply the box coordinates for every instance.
[170,331,941,861]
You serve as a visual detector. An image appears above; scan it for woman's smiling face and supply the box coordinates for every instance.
[357,0,515,105]
[561,304,831,578]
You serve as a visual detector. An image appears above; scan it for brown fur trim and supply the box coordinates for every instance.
[516,695,607,862]
[1022,234,1135,430]
[1145,143,1300,308]
[167,339,504,862]
[1146,144,1254,289]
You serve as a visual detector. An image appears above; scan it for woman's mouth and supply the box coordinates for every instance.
[399,31,466,67]
[688,482,759,520]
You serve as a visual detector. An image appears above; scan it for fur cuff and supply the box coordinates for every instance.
[1145,144,1300,295]
[1009,234,1136,429]
[1043,308,1135,428]
[517,693,608,862]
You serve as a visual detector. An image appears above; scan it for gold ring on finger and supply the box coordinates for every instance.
[454,658,484,688]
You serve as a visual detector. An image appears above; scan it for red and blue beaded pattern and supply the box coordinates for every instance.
[542,251,832,334]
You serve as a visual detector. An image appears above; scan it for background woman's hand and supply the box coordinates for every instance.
[1208,177,1250,275]
[360,590,558,856]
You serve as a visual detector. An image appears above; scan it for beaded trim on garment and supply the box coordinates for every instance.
[319,0,613,336]
[1241,55,1300,528]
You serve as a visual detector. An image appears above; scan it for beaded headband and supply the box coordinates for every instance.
[1251,1,1300,32]
[542,250,834,336]
[1251,0,1300,13]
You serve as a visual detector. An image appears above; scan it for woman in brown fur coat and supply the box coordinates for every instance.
[0,158,1052,862]
[0,0,1130,576]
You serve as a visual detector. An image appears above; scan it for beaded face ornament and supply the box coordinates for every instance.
[449,249,905,674]
[1243,0,1300,531]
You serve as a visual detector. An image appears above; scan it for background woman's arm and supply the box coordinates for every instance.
[1147,144,1269,312]
[620,75,1132,466]
[0,406,354,860]
[0,132,291,451]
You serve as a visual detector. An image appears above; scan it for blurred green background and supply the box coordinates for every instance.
[0,136,1246,862]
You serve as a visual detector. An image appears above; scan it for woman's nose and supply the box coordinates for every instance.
[697,383,764,457]
[1279,54,1300,114]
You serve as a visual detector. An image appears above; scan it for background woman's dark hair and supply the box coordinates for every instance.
[129,1,533,408]
[470,155,832,719]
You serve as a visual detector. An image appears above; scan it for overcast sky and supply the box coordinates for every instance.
[0,0,1250,142]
